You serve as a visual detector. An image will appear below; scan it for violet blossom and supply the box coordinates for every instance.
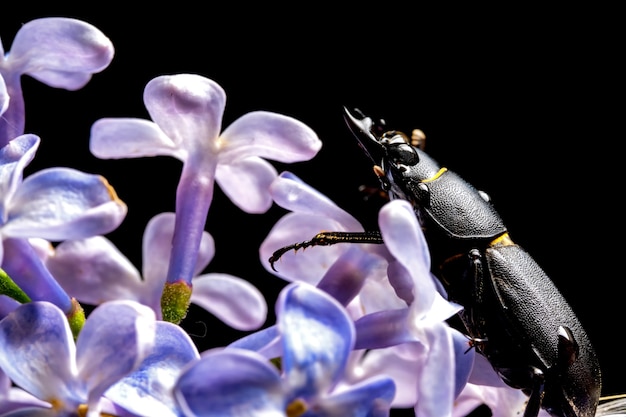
[174,282,396,417]
[0,17,114,145]
[0,133,126,333]
[44,212,267,329]
[0,300,156,417]
[103,321,201,417]
[89,74,321,323]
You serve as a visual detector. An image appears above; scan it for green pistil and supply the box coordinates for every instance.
[66,298,85,339]
[0,268,31,303]
[161,281,192,324]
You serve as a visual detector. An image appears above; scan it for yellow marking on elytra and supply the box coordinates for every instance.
[422,167,448,183]
[491,233,515,247]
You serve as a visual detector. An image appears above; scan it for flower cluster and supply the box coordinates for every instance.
[1,16,615,417]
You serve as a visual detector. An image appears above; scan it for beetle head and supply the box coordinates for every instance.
[343,107,421,196]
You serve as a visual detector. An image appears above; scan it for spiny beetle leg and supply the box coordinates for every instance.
[269,230,384,271]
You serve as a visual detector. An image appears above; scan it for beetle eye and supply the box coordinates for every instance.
[388,142,419,166]
[380,131,420,166]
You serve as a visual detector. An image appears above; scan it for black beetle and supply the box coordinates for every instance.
[269,108,602,417]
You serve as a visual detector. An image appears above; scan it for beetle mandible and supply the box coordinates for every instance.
[269,107,602,417]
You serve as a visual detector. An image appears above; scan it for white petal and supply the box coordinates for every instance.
[90,118,185,160]
[45,237,144,306]
[76,301,156,408]
[216,157,276,213]
[143,74,225,152]
[0,302,82,406]
[4,168,127,240]
[190,273,267,330]
[219,111,321,163]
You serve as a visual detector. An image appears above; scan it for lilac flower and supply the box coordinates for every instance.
[0,134,126,319]
[260,171,399,315]
[261,172,474,415]
[174,282,396,417]
[45,212,267,329]
[103,321,201,417]
[0,300,156,417]
[89,74,321,322]
[0,17,114,145]
[452,354,552,417]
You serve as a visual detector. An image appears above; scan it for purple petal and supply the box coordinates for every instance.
[174,348,285,416]
[352,346,422,408]
[219,111,321,163]
[454,382,537,417]
[315,376,396,417]
[354,308,414,349]
[143,74,224,150]
[45,236,144,306]
[0,134,40,210]
[8,18,113,89]
[105,322,200,417]
[0,295,20,318]
[467,353,509,388]
[415,323,455,417]
[90,118,184,160]
[0,386,50,416]
[1,369,50,413]
[75,301,156,409]
[317,246,380,306]
[450,328,475,398]
[279,283,354,398]
[0,302,84,406]
[358,274,409,315]
[227,326,281,358]
[216,157,277,213]
[0,76,8,116]
[190,273,267,330]
[378,200,435,311]
[4,167,127,240]
[270,172,362,230]
[386,260,416,305]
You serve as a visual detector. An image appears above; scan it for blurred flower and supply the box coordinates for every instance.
[0,17,114,145]
[0,300,156,417]
[175,282,395,417]
[104,321,201,417]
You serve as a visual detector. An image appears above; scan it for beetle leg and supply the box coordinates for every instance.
[523,367,546,417]
[269,230,384,271]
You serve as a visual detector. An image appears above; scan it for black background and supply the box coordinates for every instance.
[2,5,622,416]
